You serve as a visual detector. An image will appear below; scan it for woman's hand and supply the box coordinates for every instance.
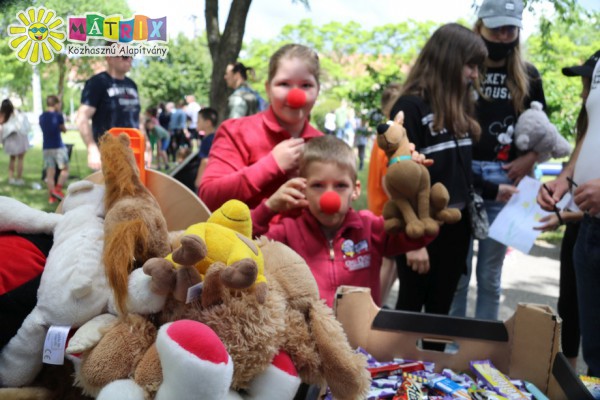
[502,151,537,183]
[272,138,305,172]
[265,177,308,213]
[533,214,561,232]
[496,184,518,203]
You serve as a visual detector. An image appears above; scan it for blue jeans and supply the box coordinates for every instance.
[450,161,512,320]
[573,215,600,376]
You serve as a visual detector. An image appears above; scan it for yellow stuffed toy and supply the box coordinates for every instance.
[162,199,268,304]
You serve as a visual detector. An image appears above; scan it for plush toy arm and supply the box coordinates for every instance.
[0,196,61,234]
[66,314,118,354]
[108,268,169,315]
[0,309,47,386]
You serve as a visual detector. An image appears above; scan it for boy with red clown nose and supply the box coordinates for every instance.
[251,135,436,307]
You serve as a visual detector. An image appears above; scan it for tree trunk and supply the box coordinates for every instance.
[56,54,67,110]
[205,0,252,124]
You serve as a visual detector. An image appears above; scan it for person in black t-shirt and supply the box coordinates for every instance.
[76,51,143,169]
[451,0,546,321]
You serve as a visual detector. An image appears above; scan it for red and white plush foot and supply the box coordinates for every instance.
[97,379,145,400]
[155,320,233,400]
[244,350,301,400]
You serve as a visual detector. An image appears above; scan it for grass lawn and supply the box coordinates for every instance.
[0,130,94,212]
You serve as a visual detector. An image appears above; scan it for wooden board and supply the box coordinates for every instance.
[59,169,210,231]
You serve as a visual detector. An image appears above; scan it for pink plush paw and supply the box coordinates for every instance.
[155,320,233,400]
[245,350,301,400]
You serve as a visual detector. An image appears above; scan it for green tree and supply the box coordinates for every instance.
[132,33,212,110]
[525,9,600,141]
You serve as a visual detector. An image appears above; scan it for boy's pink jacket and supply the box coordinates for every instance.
[252,202,434,307]
[198,107,323,211]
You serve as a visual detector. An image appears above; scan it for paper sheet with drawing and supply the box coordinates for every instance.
[488,176,570,254]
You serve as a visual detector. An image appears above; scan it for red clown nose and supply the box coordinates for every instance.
[287,88,306,109]
[319,191,341,214]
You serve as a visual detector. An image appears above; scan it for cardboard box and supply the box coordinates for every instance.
[334,286,592,399]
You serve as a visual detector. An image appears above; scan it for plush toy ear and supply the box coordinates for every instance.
[118,133,131,146]
[66,180,95,195]
[392,110,405,126]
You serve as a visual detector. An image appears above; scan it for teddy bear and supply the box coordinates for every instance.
[67,235,370,400]
[0,181,109,387]
[376,111,461,238]
[514,101,572,163]
[99,133,172,315]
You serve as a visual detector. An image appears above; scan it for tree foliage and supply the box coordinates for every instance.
[132,34,212,110]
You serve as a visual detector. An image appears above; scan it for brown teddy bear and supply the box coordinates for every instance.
[68,237,370,400]
[376,111,461,238]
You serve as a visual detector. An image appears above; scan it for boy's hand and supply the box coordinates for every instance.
[406,247,429,274]
[272,138,305,172]
[265,178,308,213]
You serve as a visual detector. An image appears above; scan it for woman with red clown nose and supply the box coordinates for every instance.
[252,135,436,308]
[199,44,323,212]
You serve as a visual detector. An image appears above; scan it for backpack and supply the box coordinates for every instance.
[237,86,268,115]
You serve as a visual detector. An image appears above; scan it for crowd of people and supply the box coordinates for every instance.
[1,0,599,379]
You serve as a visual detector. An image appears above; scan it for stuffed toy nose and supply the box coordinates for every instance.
[287,88,306,109]
[319,191,341,214]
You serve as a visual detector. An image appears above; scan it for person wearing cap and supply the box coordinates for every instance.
[538,50,600,376]
[451,0,547,321]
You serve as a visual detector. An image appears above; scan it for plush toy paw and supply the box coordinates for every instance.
[66,314,118,354]
[173,265,202,303]
[244,351,301,400]
[220,259,258,290]
[97,379,145,400]
[171,234,207,265]
[405,220,425,239]
[143,257,177,296]
[155,320,233,400]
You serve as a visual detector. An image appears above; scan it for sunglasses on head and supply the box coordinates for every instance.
[119,56,133,60]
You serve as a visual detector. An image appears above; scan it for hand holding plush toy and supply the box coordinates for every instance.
[376,112,461,238]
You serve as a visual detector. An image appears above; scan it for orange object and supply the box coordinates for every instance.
[367,141,389,216]
[108,127,146,185]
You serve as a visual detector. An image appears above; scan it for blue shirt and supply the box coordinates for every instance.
[39,111,65,149]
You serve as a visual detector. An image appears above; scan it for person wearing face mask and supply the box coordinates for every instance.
[450,0,547,321]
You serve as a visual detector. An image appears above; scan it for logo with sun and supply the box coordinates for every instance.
[7,7,66,65]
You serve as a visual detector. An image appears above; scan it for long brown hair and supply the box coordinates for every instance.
[474,20,531,114]
[402,23,487,139]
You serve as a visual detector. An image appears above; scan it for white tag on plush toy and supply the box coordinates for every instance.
[186,282,204,304]
[42,325,71,365]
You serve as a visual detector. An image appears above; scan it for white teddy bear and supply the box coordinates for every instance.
[0,181,109,386]
[514,101,572,163]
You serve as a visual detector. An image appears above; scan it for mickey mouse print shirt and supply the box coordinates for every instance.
[473,63,546,162]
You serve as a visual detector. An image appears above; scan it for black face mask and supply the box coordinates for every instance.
[482,37,518,61]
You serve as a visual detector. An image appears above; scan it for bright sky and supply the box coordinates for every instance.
[127,0,599,42]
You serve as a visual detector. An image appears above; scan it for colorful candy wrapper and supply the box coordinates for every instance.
[394,357,435,372]
[470,360,529,399]
[523,381,548,400]
[372,376,401,389]
[393,376,422,400]
[366,386,397,399]
[442,368,476,389]
[580,375,600,399]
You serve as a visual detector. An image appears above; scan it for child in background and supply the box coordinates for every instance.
[252,135,434,307]
[194,107,218,190]
[39,95,68,203]
[199,43,323,211]
[144,118,169,170]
